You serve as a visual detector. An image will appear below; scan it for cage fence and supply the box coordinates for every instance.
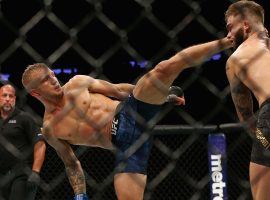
[1,0,269,199]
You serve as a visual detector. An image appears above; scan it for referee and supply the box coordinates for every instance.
[0,84,46,200]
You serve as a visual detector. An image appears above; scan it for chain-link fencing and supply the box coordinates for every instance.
[33,126,252,200]
[1,0,269,199]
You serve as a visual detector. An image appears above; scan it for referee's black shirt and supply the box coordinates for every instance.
[0,108,42,172]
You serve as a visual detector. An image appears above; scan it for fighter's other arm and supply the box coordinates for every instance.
[42,123,86,195]
[69,75,134,100]
[27,137,46,190]
[90,80,135,100]
[226,58,254,122]
[32,140,46,173]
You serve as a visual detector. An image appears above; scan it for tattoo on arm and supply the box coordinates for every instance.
[66,163,86,194]
[44,130,86,194]
[57,147,86,194]
[231,83,253,121]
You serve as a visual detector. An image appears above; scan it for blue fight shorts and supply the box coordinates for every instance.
[111,94,163,174]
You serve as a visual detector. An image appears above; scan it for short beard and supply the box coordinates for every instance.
[233,28,245,49]
[1,105,14,113]
[49,91,64,102]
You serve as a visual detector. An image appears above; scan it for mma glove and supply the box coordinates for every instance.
[27,170,40,191]
[166,86,185,106]
[74,193,89,200]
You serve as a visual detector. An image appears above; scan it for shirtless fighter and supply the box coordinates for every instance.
[225,1,270,199]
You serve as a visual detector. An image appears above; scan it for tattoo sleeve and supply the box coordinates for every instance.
[231,82,253,122]
[65,161,86,194]
[43,128,86,195]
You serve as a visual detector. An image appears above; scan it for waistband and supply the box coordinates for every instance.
[260,98,270,108]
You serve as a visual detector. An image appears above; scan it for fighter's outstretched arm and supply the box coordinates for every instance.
[32,140,46,172]
[89,79,135,100]
[68,75,134,100]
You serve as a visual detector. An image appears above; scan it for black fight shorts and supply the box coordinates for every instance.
[252,99,270,166]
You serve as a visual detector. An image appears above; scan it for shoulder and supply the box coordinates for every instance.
[232,39,261,63]
[42,117,54,138]
[226,46,248,67]
[43,111,51,122]
[70,75,94,83]
[43,111,55,128]
[226,55,238,79]
[64,75,95,89]
[226,54,237,69]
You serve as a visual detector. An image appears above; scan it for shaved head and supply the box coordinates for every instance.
[22,63,49,90]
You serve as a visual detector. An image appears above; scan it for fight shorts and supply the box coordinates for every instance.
[251,98,270,166]
[111,94,163,174]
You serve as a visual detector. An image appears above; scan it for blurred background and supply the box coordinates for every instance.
[0,0,269,199]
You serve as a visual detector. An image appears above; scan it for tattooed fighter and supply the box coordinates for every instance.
[225,1,270,199]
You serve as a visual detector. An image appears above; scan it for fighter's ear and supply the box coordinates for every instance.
[30,89,40,98]
[265,28,269,37]
[243,20,251,33]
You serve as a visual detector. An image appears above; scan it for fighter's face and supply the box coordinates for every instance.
[226,15,247,49]
[0,86,16,113]
[31,68,63,99]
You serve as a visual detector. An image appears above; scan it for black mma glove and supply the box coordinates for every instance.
[27,170,40,191]
[166,86,185,105]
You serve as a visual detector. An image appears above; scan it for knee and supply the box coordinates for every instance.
[114,173,146,200]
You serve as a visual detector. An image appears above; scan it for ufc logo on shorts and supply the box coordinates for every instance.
[111,118,118,135]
